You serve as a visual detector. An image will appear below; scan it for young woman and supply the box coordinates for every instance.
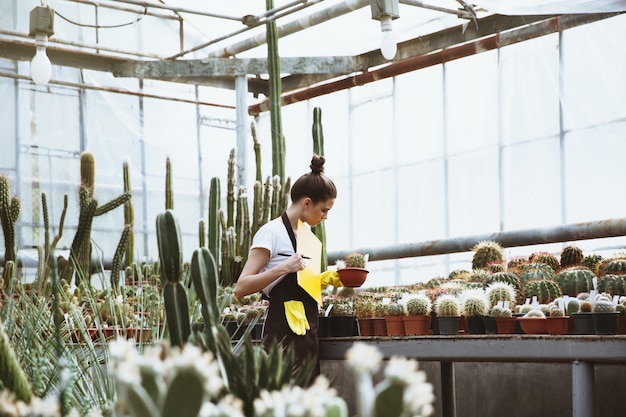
[234,155,337,379]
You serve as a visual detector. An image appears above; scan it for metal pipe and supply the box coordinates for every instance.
[327,217,626,264]
[169,0,325,59]
[0,70,234,108]
[109,0,242,20]
[440,362,456,417]
[572,361,594,417]
[249,12,620,115]
[59,0,179,20]
[205,0,368,58]
[400,0,472,18]
[0,28,165,59]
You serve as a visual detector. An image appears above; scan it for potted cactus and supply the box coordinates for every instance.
[337,252,369,287]
[384,301,406,336]
[434,294,461,335]
[461,290,489,334]
[518,308,548,334]
[403,294,432,336]
[546,305,570,335]
[572,297,595,335]
[354,297,375,337]
[592,295,619,335]
[490,305,517,334]
[371,302,389,336]
[328,298,358,337]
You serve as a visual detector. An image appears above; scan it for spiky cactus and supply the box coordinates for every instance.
[471,240,504,270]
[406,295,431,316]
[522,279,562,304]
[566,298,580,315]
[600,258,626,276]
[207,177,221,266]
[483,271,521,291]
[593,299,616,312]
[490,305,513,318]
[123,160,134,267]
[156,209,190,348]
[579,300,593,312]
[0,318,32,403]
[462,294,488,317]
[554,267,596,297]
[110,225,132,292]
[529,251,560,272]
[0,175,20,264]
[311,106,329,272]
[560,245,584,268]
[598,274,626,296]
[485,282,517,308]
[345,252,366,268]
[518,262,554,283]
[387,302,405,316]
[435,294,460,316]
[266,0,285,183]
[582,254,604,275]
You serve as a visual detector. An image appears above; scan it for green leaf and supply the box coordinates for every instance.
[374,380,405,417]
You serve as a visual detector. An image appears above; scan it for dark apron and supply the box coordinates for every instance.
[262,212,320,379]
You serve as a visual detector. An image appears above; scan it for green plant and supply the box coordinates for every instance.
[490,305,513,318]
[554,267,596,297]
[522,279,562,304]
[0,176,20,264]
[0,318,32,403]
[582,253,604,275]
[435,294,460,316]
[600,258,626,275]
[373,303,389,318]
[386,302,405,316]
[560,245,584,268]
[485,282,517,308]
[598,274,626,296]
[345,252,366,268]
[405,295,431,316]
[579,300,593,312]
[549,307,565,317]
[483,271,521,291]
[524,309,545,318]
[461,292,488,317]
[529,251,560,272]
[518,262,555,283]
[566,298,580,315]
[471,240,504,270]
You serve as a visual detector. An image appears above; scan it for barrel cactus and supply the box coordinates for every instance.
[600,258,626,276]
[522,279,562,304]
[483,271,521,291]
[405,295,431,316]
[485,282,517,308]
[471,240,504,270]
[566,297,580,315]
[462,295,488,317]
[582,254,604,275]
[554,267,596,297]
[560,245,584,268]
[490,305,513,318]
[593,298,616,312]
[435,294,460,316]
[387,302,405,316]
[518,263,554,283]
[579,300,593,312]
[529,251,560,273]
[598,274,626,296]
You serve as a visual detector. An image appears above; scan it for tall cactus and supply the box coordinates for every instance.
[266,0,285,183]
[165,157,174,210]
[39,192,67,291]
[110,225,132,292]
[208,177,221,265]
[227,149,236,228]
[156,209,190,348]
[123,160,134,267]
[66,152,131,285]
[311,107,329,271]
[0,176,20,264]
[251,121,263,184]
[0,318,32,404]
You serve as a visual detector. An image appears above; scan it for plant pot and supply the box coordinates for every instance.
[466,316,486,334]
[224,320,246,340]
[337,267,369,288]
[572,312,595,335]
[318,316,330,338]
[328,315,359,337]
[494,317,518,334]
[593,312,619,335]
[384,315,405,336]
[357,317,375,336]
[403,315,431,336]
[253,322,264,340]
[372,317,387,336]
[126,327,153,342]
[518,317,547,334]
[437,316,460,335]
[546,316,570,335]
[482,316,498,334]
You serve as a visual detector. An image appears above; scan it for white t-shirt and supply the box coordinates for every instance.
[252,216,297,295]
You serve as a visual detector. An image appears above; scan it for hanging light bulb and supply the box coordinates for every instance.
[29,5,55,85]
[31,33,52,85]
[379,15,397,61]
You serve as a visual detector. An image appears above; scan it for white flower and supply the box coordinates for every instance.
[345,342,382,375]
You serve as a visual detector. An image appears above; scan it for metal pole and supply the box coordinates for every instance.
[328,217,626,264]
[235,75,248,189]
[441,361,456,417]
[572,360,594,417]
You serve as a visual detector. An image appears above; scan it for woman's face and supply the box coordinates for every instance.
[303,198,335,227]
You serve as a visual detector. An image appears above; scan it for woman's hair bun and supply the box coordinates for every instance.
[310,155,325,174]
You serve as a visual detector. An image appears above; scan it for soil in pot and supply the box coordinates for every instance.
[593,312,619,335]
[437,316,460,335]
[403,315,430,336]
[546,316,569,335]
[572,312,595,335]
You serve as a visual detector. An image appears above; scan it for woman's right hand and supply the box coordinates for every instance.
[282,253,307,274]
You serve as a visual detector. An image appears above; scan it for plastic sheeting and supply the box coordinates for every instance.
[477,0,626,14]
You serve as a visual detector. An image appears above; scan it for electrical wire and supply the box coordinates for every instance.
[53,7,146,29]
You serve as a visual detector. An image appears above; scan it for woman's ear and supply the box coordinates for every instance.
[302,197,312,208]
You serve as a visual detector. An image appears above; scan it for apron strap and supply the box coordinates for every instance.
[281,212,297,252]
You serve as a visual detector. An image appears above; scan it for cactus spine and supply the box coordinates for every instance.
[471,240,504,270]
[554,267,596,296]
[435,295,460,316]
[406,296,431,316]
[0,176,20,264]
[156,209,190,348]
[560,245,584,268]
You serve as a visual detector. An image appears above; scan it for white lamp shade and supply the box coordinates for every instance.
[31,47,52,85]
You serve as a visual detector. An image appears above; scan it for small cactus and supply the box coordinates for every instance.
[566,298,580,315]
[593,299,616,313]
[549,307,565,317]
[405,295,431,316]
[529,251,560,273]
[387,302,405,316]
[554,267,596,297]
[471,240,504,270]
[435,294,460,317]
[560,245,584,268]
[579,300,593,312]
[522,279,562,304]
[490,305,513,318]
[485,282,517,308]
[345,252,366,268]
[461,293,488,317]
[524,309,545,318]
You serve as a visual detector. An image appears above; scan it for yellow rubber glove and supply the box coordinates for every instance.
[284,300,310,336]
[320,270,343,289]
